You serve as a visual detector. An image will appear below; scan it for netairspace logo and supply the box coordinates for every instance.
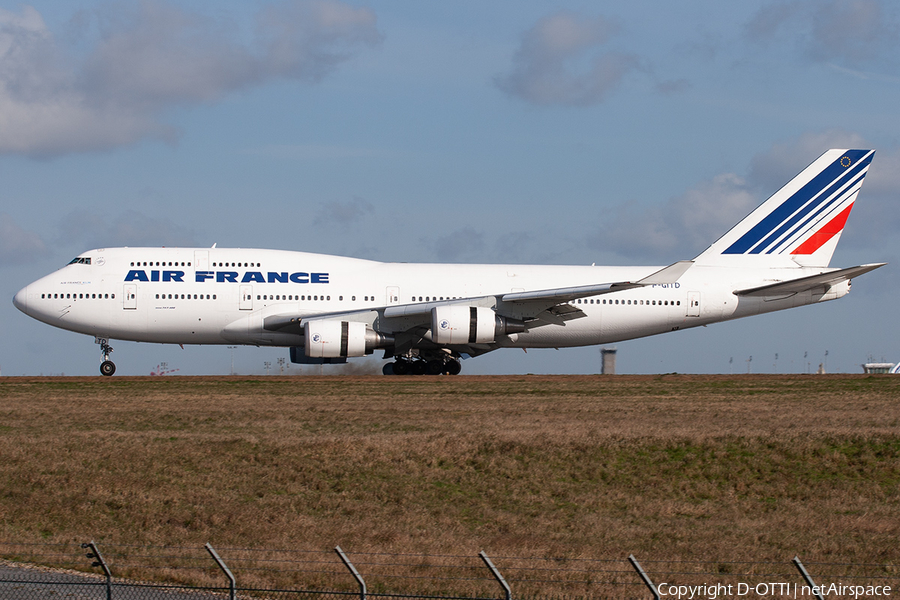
[657,582,892,599]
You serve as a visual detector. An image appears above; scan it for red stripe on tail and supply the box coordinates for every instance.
[791,204,854,255]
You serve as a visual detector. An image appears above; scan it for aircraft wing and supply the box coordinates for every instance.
[264,260,695,333]
[263,259,696,359]
[500,260,693,304]
[734,263,886,297]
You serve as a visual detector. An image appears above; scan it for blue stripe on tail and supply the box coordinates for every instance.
[723,149,871,255]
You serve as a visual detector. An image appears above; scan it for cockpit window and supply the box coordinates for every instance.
[68,257,91,265]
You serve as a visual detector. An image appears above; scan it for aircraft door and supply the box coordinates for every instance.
[240,285,253,310]
[194,250,209,271]
[386,286,400,305]
[687,291,700,317]
[124,284,137,310]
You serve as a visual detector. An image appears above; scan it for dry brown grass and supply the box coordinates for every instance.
[0,374,898,595]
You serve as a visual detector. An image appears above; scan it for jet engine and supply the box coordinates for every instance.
[431,306,526,345]
[304,320,392,358]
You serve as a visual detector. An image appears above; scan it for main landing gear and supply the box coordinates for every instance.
[383,356,462,376]
[96,337,116,376]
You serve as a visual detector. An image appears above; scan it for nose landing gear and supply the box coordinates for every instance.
[96,337,116,376]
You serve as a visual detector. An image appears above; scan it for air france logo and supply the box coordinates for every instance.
[440,319,450,330]
[124,270,330,284]
[312,333,322,343]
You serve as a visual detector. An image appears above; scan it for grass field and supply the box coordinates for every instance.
[0,374,898,594]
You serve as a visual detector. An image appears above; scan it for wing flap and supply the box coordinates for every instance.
[734,263,885,297]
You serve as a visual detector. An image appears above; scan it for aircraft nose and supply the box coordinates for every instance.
[13,286,28,314]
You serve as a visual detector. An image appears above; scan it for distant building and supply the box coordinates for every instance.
[601,347,617,375]
[862,362,896,374]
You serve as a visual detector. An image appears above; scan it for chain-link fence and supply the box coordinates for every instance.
[1,541,897,600]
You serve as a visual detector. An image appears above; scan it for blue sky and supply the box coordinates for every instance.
[3,0,900,376]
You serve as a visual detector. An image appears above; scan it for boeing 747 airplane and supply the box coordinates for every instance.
[13,149,885,376]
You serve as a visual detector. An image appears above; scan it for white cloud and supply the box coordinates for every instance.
[313,197,374,226]
[588,174,758,261]
[0,1,381,158]
[586,132,900,262]
[496,11,640,106]
[0,213,50,266]
[745,0,899,68]
[747,129,868,189]
[429,226,486,262]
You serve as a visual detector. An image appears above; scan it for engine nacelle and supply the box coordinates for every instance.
[431,306,525,345]
[289,346,347,365]
[304,320,391,358]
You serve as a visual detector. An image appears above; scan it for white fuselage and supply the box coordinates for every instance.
[13,247,847,351]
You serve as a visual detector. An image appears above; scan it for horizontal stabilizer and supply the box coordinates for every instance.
[734,263,885,297]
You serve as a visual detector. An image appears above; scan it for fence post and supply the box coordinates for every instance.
[793,556,825,600]
[82,541,112,600]
[205,543,236,600]
[335,546,366,600]
[479,551,512,600]
[628,554,660,600]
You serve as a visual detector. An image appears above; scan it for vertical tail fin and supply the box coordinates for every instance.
[694,149,874,267]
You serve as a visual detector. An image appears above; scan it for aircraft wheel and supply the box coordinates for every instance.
[382,362,395,376]
[392,360,410,375]
[411,360,427,375]
[445,359,461,375]
[100,360,116,377]
[426,360,444,375]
